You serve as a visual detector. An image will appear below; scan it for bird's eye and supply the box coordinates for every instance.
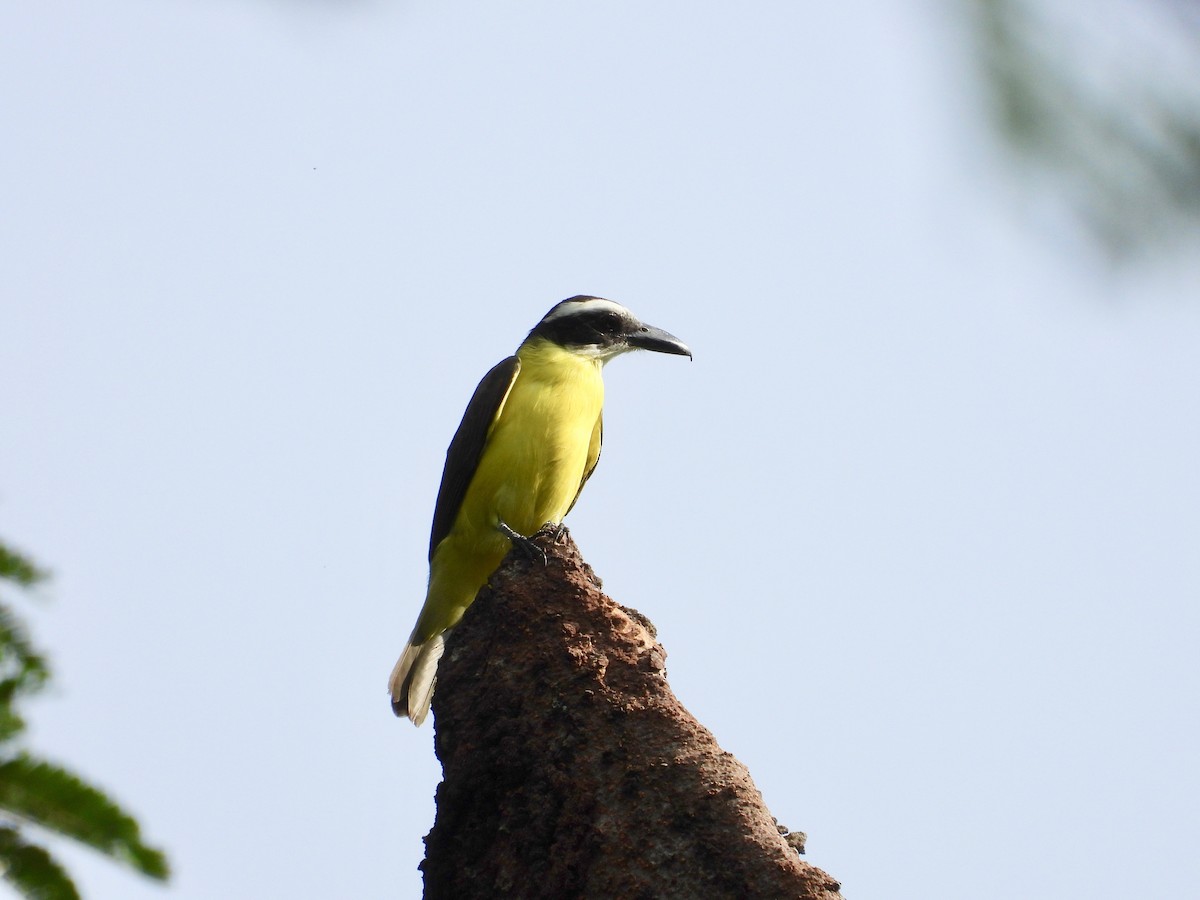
[602,312,622,329]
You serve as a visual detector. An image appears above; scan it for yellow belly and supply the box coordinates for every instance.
[413,344,603,640]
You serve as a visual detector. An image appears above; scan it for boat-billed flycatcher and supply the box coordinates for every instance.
[389,295,691,724]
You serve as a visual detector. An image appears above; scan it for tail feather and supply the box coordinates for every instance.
[388,633,446,725]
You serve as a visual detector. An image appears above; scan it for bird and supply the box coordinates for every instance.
[389,295,691,724]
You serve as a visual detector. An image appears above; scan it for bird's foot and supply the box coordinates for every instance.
[498,521,547,566]
[545,521,570,544]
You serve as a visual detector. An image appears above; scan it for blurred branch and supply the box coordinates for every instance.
[0,537,169,898]
[0,827,80,900]
[0,755,169,882]
[0,545,47,590]
[969,0,1200,260]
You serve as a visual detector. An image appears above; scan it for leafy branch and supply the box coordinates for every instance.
[0,539,169,898]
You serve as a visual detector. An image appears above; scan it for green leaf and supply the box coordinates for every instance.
[0,826,80,900]
[0,755,169,881]
[0,601,51,744]
[0,541,53,736]
[0,545,47,589]
[0,603,50,693]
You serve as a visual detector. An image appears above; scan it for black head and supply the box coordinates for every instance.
[526,295,692,361]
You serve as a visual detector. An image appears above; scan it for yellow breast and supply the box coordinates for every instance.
[466,339,604,536]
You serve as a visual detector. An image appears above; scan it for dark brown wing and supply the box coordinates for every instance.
[428,356,521,560]
[565,412,603,517]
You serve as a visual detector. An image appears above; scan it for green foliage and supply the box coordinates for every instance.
[0,538,170,897]
[0,603,51,744]
[0,545,47,590]
[0,828,80,900]
[970,0,1200,259]
[0,755,169,881]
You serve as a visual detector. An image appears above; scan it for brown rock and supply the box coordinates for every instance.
[421,528,843,900]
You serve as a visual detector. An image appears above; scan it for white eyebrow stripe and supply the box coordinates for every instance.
[541,298,633,323]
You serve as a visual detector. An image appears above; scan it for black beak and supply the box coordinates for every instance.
[626,322,692,359]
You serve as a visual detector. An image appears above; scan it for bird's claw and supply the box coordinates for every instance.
[498,521,548,566]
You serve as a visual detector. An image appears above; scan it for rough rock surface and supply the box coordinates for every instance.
[421,528,843,900]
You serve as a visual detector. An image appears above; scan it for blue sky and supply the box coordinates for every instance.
[2,1,1199,898]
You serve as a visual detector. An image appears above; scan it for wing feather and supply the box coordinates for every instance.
[428,356,521,560]
[566,412,603,517]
